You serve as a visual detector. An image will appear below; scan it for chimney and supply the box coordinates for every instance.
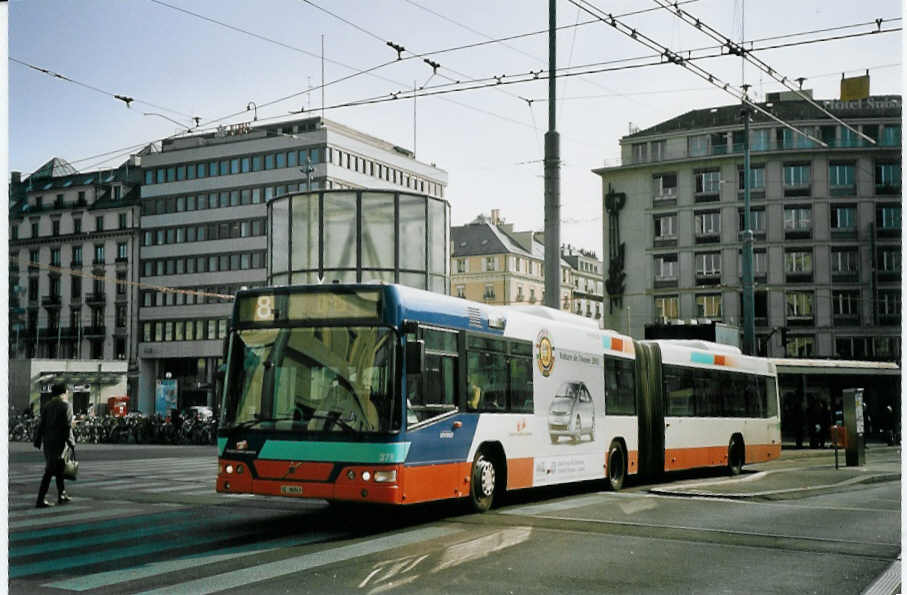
[490,209,501,226]
[11,171,21,185]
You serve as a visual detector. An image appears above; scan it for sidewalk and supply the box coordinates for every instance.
[649,444,901,499]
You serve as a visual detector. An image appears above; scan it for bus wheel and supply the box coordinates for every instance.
[728,436,745,476]
[607,441,626,491]
[470,450,497,513]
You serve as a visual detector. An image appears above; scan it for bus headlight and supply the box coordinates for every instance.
[225,465,234,474]
[373,470,397,483]
[361,471,372,481]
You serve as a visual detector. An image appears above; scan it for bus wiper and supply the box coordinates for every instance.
[229,414,297,430]
[304,412,358,434]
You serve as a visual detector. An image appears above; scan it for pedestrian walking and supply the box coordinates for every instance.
[33,383,75,508]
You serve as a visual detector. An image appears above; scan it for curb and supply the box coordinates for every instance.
[648,472,901,500]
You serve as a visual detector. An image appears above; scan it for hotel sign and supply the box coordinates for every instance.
[822,98,901,110]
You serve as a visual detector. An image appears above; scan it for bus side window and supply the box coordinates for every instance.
[509,357,533,413]
[604,356,636,415]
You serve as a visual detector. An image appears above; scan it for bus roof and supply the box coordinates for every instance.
[770,358,901,376]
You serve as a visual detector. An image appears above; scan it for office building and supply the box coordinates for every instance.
[137,116,448,413]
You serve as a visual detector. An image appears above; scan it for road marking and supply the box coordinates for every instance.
[500,494,608,516]
[11,524,254,578]
[135,526,463,595]
[863,555,901,595]
[10,508,140,530]
[10,508,193,542]
[44,532,348,591]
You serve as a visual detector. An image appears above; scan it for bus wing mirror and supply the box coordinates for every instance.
[406,340,425,375]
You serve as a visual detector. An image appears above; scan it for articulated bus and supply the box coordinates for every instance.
[217,283,780,511]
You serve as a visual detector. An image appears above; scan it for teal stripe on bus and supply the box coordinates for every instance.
[218,437,227,455]
[258,441,411,463]
[690,352,714,365]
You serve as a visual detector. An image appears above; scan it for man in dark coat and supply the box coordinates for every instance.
[33,383,75,507]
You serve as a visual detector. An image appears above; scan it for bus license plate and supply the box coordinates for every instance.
[281,485,303,496]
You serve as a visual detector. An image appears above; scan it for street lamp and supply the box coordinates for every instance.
[246,101,258,121]
[300,158,314,191]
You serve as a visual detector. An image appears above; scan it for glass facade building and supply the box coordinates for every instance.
[269,189,450,294]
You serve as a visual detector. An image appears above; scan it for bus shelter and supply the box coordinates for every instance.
[770,358,900,446]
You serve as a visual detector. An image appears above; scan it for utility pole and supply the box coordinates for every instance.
[543,0,561,309]
[740,92,756,355]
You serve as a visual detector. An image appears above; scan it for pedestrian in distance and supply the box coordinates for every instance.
[33,383,76,508]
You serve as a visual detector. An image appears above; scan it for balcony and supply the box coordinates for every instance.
[115,291,128,303]
[785,272,813,284]
[831,271,859,284]
[784,229,812,241]
[875,226,900,240]
[115,257,129,269]
[877,270,901,283]
[830,184,856,197]
[83,325,106,337]
[86,293,106,305]
[41,295,61,308]
[694,233,720,245]
[875,183,901,196]
[70,260,83,269]
[783,185,811,198]
[833,313,860,326]
[695,273,721,287]
[92,261,106,274]
[786,316,815,327]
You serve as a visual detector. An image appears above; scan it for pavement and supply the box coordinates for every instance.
[649,442,902,499]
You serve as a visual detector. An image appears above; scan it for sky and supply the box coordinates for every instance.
[8,0,903,255]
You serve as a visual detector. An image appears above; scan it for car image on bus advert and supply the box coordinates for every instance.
[548,381,596,443]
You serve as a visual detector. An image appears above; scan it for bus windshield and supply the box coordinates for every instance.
[222,326,398,433]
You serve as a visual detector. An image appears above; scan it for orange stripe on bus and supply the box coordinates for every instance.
[664,443,779,471]
[627,450,639,474]
[507,457,534,489]
[714,355,726,366]
[611,338,623,352]
[401,462,472,504]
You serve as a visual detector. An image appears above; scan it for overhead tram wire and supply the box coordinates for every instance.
[651,0,879,145]
[566,0,829,148]
[45,21,900,172]
[9,57,198,121]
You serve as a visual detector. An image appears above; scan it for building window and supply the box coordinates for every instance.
[31,222,38,238]
[830,206,856,231]
[456,285,465,298]
[738,165,765,191]
[483,284,496,300]
[694,211,720,237]
[654,254,677,281]
[115,304,127,328]
[631,143,647,163]
[456,258,466,273]
[49,247,61,267]
[780,127,817,149]
[695,294,721,318]
[831,248,859,274]
[786,335,814,357]
[655,295,679,320]
[651,140,666,161]
[785,250,812,274]
[71,246,82,266]
[832,291,860,318]
[71,276,81,298]
[688,134,709,157]
[73,219,81,234]
[783,164,811,191]
[485,256,496,272]
[738,249,767,277]
[695,252,721,278]
[94,244,105,263]
[783,206,811,233]
[785,291,813,319]
[878,247,901,272]
[117,242,128,260]
[879,289,901,318]
[95,216,104,232]
[750,129,771,151]
[654,214,676,239]
[738,208,765,234]
[694,170,720,195]
[829,162,855,192]
[653,173,677,199]
[52,220,60,236]
[877,205,901,230]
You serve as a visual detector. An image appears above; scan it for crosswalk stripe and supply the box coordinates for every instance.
[134,526,463,595]
[10,504,98,520]
[12,516,216,557]
[11,509,195,543]
[10,524,251,579]
[44,532,348,591]
[10,508,139,530]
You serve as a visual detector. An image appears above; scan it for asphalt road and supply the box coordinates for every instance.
[8,442,900,594]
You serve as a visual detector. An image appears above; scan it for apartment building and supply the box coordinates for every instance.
[8,157,142,412]
[594,92,901,360]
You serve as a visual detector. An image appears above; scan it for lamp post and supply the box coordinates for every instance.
[300,158,314,191]
[246,101,258,121]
